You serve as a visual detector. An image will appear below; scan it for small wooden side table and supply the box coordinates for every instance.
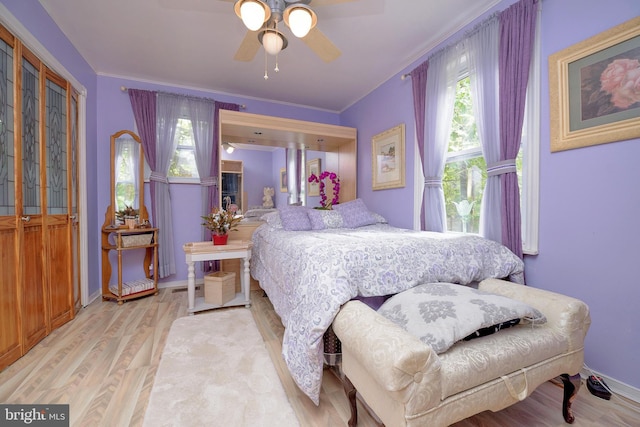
[182,239,253,315]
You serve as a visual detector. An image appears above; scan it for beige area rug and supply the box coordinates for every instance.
[143,308,300,427]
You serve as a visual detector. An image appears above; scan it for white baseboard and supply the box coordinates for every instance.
[581,366,640,403]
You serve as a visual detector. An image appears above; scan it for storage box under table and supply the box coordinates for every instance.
[204,271,236,305]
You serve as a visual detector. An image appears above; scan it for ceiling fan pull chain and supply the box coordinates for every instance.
[264,47,269,80]
[274,20,280,73]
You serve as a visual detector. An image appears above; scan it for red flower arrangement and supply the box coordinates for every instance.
[308,171,340,209]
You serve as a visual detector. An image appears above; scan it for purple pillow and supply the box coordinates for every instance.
[279,206,312,231]
[333,198,377,228]
[307,209,326,230]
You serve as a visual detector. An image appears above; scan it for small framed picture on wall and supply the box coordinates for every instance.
[280,167,287,192]
[372,123,405,190]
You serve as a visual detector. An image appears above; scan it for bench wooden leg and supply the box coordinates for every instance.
[560,373,581,424]
[341,374,358,427]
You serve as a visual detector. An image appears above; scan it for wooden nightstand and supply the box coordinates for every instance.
[182,239,253,315]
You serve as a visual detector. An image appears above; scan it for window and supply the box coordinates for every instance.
[443,76,486,234]
[168,118,199,180]
[442,71,536,254]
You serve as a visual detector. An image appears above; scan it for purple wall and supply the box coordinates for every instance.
[222,149,275,209]
[342,0,640,392]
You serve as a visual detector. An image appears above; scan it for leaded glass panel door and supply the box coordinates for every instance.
[45,70,73,329]
[0,27,21,371]
[21,48,48,352]
[71,92,81,312]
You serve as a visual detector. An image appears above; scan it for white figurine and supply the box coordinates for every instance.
[262,186,275,208]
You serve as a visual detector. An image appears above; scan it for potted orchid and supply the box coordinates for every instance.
[308,171,340,209]
[201,204,243,245]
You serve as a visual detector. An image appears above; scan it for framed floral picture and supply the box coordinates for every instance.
[306,158,321,196]
[280,167,287,193]
[372,123,405,190]
[549,16,640,152]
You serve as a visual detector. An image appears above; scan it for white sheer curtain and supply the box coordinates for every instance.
[466,16,502,242]
[423,45,463,231]
[154,93,182,278]
[114,135,140,211]
[187,98,216,242]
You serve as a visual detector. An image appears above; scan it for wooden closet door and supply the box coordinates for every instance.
[45,71,73,329]
[0,28,21,371]
[20,48,48,352]
[70,92,81,312]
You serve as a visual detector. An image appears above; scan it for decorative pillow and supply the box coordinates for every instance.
[371,212,387,224]
[261,211,282,229]
[279,206,312,231]
[307,209,345,230]
[377,282,546,354]
[333,198,377,228]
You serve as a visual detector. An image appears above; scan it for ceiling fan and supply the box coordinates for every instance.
[225,0,354,63]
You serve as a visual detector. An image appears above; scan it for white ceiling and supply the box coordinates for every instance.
[38,0,500,112]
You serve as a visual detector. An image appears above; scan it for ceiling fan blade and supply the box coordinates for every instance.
[234,30,261,62]
[302,27,341,63]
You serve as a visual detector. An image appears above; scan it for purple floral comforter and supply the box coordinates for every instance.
[250,223,524,404]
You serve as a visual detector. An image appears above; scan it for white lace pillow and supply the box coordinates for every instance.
[307,209,344,230]
[377,282,546,354]
[261,211,282,229]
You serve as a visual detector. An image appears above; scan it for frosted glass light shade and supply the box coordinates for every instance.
[284,5,317,38]
[287,7,313,38]
[239,0,267,31]
[262,31,284,55]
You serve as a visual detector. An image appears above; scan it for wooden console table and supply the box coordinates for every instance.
[182,240,253,315]
[101,226,159,304]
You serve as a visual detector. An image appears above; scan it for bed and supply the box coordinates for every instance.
[250,201,525,405]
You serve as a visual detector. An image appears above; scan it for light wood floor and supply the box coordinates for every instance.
[1,287,639,426]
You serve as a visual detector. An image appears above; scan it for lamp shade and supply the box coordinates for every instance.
[262,31,284,55]
[236,0,268,31]
[284,5,317,38]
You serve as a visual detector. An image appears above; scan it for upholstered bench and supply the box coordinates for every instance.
[332,279,591,426]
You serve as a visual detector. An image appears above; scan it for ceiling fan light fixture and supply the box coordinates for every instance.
[259,29,288,56]
[234,0,270,32]
[284,5,317,38]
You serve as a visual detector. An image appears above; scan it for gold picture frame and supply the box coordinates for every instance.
[372,124,405,190]
[306,158,321,197]
[280,167,287,193]
[549,16,640,152]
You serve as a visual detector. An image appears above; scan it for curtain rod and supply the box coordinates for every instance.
[120,86,246,109]
[400,9,505,82]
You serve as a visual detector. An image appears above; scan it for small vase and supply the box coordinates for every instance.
[212,233,229,245]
